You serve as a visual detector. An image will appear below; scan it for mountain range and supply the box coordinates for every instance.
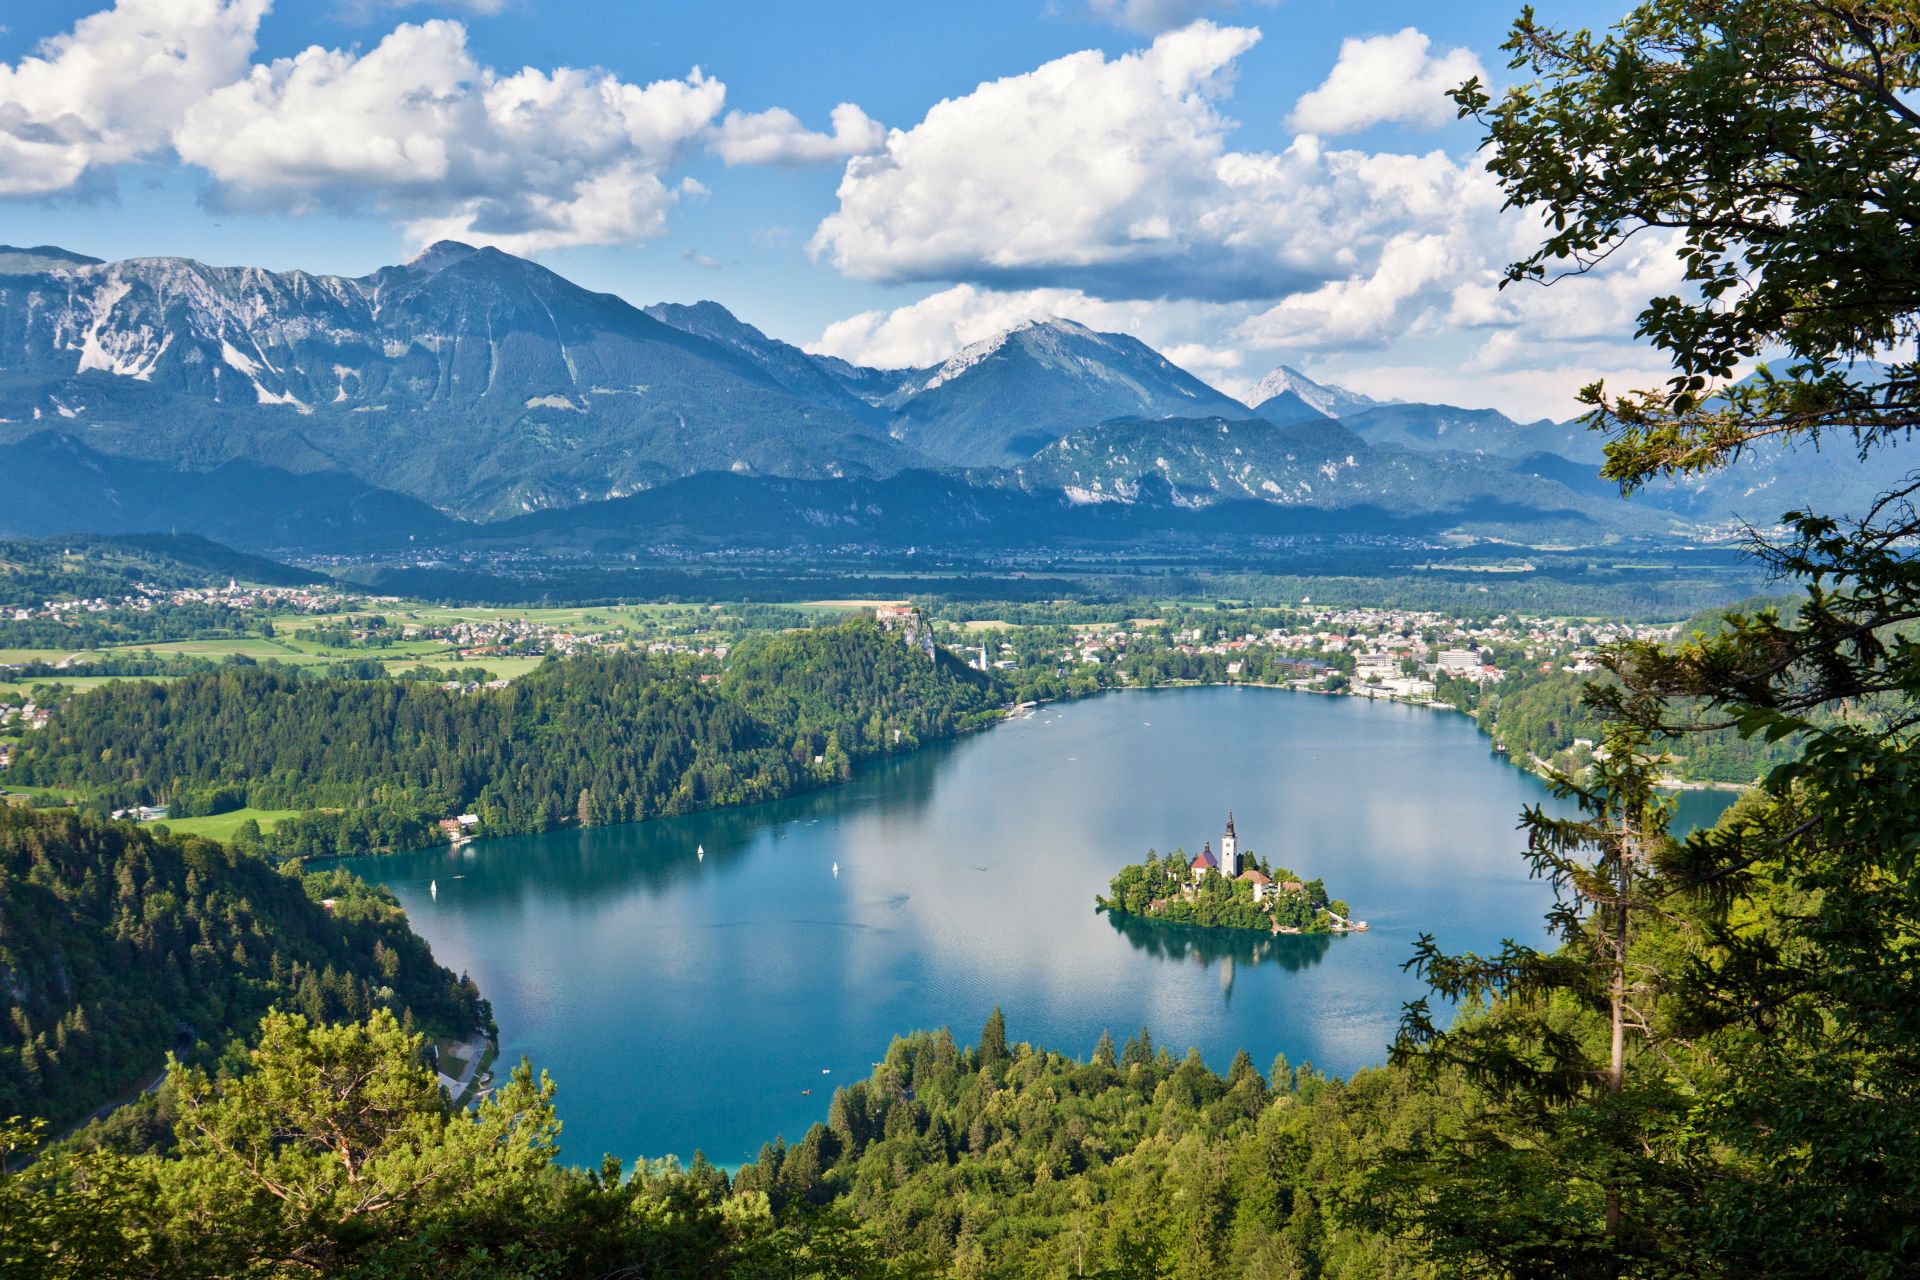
[0,239,1881,556]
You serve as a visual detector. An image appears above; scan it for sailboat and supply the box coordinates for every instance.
[697,844,704,861]
[832,861,840,877]
[429,879,437,899]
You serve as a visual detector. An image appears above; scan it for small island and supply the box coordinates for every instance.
[1096,812,1366,935]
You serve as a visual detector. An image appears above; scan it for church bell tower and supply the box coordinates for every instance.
[1221,811,1240,877]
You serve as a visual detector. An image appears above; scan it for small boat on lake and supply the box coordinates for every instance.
[697,844,704,861]
[429,879,437,899]
[832,861,839,877]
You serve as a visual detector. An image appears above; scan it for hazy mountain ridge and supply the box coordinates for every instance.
[1337,401,1604,462]
[441,466,1628,554]
[1012,414,1667,538]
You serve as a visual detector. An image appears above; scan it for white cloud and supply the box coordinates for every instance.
[810,285,1135,369]
[1287,28,1483,135]
[791,22,1693,420]
[1235,230,1461,349]
[809,24,1503,308]
[172,18,725,252]
[0,0,266,197]
[1327,356,1680,423]
[807,281,1242,370]
[812,22,1316,301]
[3,0,869,252]
[711,102,886,167]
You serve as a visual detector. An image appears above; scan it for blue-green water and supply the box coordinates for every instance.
[345,687,1735,1168]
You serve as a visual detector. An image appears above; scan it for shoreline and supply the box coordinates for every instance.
[348,674,1751,866]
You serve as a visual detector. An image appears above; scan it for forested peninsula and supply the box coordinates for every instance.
[8,618,998,858]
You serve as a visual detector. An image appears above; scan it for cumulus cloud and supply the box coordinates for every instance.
[711,102,886,167]
[795,21,1692,418]
[172,18,726,252]
[5,0,886,252]
[0,0,266,197]
[811,285,1138,368]
[1235,229,1465,350]
[1287,28,1482,135]
[810,23,1502,307]
[807,281,1244,371]
[811,22,1326,301]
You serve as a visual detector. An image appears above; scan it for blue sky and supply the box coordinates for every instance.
[0,0,1663,417]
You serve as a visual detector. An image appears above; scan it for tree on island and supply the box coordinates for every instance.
[1098,848,1340,933]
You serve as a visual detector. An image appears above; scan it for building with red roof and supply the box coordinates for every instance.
[1189,842,1219,878]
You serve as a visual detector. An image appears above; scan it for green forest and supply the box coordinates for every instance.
[8,620,1000,857]
[1473,599,1829,785]
[0,807,486,1132]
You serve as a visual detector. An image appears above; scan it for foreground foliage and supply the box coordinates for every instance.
[4,1006,1439,1280]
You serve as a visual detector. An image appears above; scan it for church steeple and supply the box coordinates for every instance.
[1221,810,1240,877]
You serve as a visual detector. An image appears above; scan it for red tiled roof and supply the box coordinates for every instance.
[1190,845,1219,870]
[1238,869,1271,884]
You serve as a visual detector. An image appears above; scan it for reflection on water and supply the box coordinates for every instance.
[349,686,1739,1168]
[427,745,958,907]
[1103,909,1335,997]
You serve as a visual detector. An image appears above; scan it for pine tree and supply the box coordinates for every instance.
[977,1005,1008,1071]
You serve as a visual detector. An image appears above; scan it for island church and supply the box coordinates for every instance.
[1188,812,1278,902]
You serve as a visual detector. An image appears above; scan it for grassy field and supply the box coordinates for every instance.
[381,654,551,681]
[0,648,89,664]
[134,637,302,658]
[0,674,181,695]
[148,807,300,840]
[0,594,885,698]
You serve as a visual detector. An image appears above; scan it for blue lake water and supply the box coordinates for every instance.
[345,686,1735,1167]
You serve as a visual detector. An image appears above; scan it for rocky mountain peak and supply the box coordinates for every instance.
[1245,366,1377,418]
[403,241,482,275]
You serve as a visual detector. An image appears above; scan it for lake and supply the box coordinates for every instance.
[345,686,1736,1168]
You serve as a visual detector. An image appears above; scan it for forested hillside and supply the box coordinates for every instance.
[1474,598,1816,784]
[0,808,486,1131]
[727,1017,1434,1275]
[0,533,323,608]
[7,620,1000,856]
